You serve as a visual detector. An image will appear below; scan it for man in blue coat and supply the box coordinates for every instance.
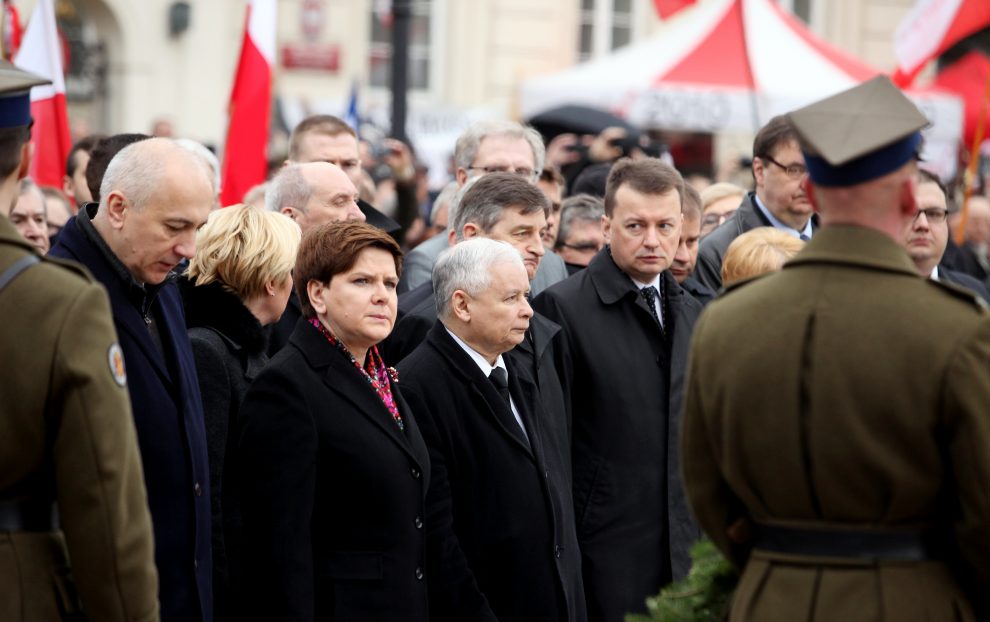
[50,137,215,622]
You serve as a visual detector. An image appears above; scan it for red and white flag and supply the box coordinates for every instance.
[892,0,990,87]
[220,0,276,207]
[653,0,698,20]
[14,0,70,188]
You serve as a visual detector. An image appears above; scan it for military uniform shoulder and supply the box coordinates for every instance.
[928,278,990,312]
[721,272,769,295]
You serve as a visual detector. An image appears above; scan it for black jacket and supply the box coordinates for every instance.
[50,206,213,622]
[398,322,586,622]
[236,319,431,622]
[939,266,990,304]
[680,275,716,306]
[180,278,269,622]
[533,249,702,622]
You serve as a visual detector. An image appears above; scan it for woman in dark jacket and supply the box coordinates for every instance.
[236,220,431,621]
[180,204,301,622]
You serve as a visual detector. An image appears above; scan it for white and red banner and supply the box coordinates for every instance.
[14,0,70,189]
[893,0,990,87]
[220,0,276,207]
[653,0,697,20]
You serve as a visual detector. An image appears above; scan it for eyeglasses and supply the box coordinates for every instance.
[559,242,601,253]
[466,165,537,181]
[762,156,807,180]
[701,210,736,229]
[913,207,949,224]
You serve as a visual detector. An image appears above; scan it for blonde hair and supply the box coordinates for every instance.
[721,227,805,286]
[700,182,746,211]
[187,204,301,300]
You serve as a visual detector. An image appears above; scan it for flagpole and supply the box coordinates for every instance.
[955,70,990,247]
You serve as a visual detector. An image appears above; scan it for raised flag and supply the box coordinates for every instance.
[3,0,22,60]
[893,0,990,87]
[220,0,276,207]
[653,0,698,19]
[14,0,70,188]
[344,79,359,136]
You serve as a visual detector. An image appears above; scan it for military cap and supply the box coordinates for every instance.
[0,60,48,129]
[787,75,928,187]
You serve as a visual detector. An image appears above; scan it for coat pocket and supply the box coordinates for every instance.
[324,552,384,581]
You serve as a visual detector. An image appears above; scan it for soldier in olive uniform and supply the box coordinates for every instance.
[682,76,990,621]
[0,61,159,621]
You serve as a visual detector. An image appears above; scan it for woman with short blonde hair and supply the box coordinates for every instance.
[179,204,300,621]
[721,226,805,287]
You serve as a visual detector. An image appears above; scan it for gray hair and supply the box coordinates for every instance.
[433,237,525,321]
[430,181,460,229]
[100,138,211,210]
[175,138,221,195]
[555,194,604,248]
[266,164,313,213]
[18,177,45,204]
[451,172,549,242]
[453,119,546,174]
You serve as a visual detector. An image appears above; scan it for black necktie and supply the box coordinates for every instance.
[488,367,512,408]
[641,285,665,336]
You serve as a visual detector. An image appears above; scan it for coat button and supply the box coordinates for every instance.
[194,483,202,497]
[414,516,423,529]
[411,467,421,479]
[415,567,424,580]
[554,545,561,558]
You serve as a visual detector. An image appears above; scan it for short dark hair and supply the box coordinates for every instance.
[294,220,403,318]
[572,162,612,198]
[86,133,151,202]
[0,125,30,179]
[752,115,798,161]
[603,158,684,217]
[916,168,952,211]
[288,115,356,161]
[452,172,550,240]
[539,166,564,188]
[65,134,105,178]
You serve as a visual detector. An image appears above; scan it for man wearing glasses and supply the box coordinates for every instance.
[694,115,819,290]
[903,169,990,302]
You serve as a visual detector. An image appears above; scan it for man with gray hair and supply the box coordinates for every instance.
[265,161,364,354]
[398,238,585,622]
[50,137,216,622]
[397,118,569,294]
[554,194,605,275]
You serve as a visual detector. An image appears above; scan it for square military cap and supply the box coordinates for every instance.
[0,60,48,130]
[787,75,929,187]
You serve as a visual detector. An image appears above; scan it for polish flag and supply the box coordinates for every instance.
[653,0,698,19]
[892,0,990,87]
[220,0,276,207]
[14,0,70,188]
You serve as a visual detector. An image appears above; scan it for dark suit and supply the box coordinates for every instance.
[237,319,431,622]
[50,206,212,622]
[398,323,586,622]
[533,248,702,622]
[267,289,301,357]
[939,266,990,304]
[680,275,716,306]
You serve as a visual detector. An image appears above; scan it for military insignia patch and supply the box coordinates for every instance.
[108,343,127,387]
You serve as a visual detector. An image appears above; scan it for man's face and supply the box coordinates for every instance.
[903,181,949,275]
[753,140,812,230]
[700,195,741,238]
[469,206,547,280]
[64,150,92,205]
[670,213,701,284]
[293,163,365,234]
[45,195,72,238]
[537,178,562,246]
[111,164,213,285]
[556,219,604,267]
[293,131,363,189]
[461,260,533,358]
[457,135,536,186]
[604,185,682,283]
[9,190,49,253]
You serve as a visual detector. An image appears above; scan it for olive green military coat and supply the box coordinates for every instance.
[0,217,159,621]
[682,226,990,621]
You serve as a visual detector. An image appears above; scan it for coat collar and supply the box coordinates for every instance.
[179,276,268,354]
[786,225,919,277]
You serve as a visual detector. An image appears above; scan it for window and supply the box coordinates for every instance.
[578,0,637,62]
[369,0,432,90]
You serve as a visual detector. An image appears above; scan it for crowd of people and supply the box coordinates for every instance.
[3,55,990,622]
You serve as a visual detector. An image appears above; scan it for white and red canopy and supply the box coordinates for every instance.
[520,0,962,174]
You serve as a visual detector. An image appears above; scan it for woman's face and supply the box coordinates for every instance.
[311,247,399,355]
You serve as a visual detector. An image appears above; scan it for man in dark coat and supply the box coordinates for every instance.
[399,238,585,622]
[533,158,702,622]
[670,183,716,305]
[695,115,819,291]
[50,137,215,622]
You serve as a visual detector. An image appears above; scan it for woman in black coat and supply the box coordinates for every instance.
[236,220,431,622]
[181,204,301,622]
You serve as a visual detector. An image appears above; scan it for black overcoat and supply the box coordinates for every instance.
[398,322,586,622]
[532,248,702,622]
[236,319,431,622]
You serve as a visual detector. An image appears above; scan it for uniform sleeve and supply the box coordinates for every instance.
[236,363,318,621]
[51,281,160,622]
[941,317,990,598]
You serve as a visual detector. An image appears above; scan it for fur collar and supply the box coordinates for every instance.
[179,276,267,354]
